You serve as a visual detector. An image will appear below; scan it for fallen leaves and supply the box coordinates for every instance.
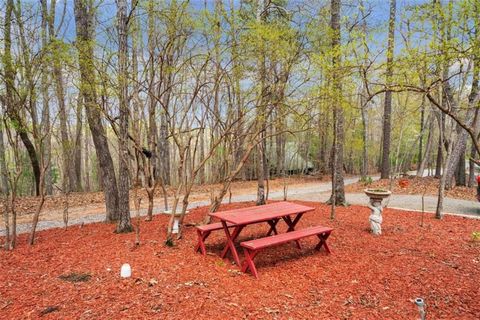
[346,176,477,201]
[1,201,480,319]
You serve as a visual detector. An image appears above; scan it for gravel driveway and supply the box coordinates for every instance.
[2,175,479,236]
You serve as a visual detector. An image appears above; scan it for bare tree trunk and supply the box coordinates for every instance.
[0,127,8,195]
[2,195,10,249]
[436,132,455,219]
[12,1,42,197]
[29,166,47,245]
[380,0,396,179]
[454,151,466,186]
[115,0,133,233]
[8,185,17,249]
[158,111,170,185]
[275,117,286,177]
[255,0,267,206]
[435,112,445,178]
[199,128,206,184]
[228,0,245,181]
[74,101,83,191]
[47,0,76,192]
[445,31,479,188]
[357,2,370,179]
[143,0,159,221]
[417,113,434,177]
[40,0,52,195]
[360,90,368,178]
[469,141,478,187]
[327,0,346,206]
[468,104,480,187]
[74,0,120,222]
[84,123,91,192]
[418,100,425,170]
[444,109,477,189]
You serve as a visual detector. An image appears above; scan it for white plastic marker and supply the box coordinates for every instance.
[120,263,131,278]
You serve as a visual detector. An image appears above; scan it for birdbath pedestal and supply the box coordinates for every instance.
[364,189,392,235]
[164,210,189,234]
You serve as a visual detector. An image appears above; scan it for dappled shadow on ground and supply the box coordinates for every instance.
[1,201,479,319]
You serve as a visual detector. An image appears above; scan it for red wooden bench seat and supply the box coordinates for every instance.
[195,222,235,255]
[240,226,333,279]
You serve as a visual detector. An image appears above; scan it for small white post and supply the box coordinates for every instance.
[172,218,179,234]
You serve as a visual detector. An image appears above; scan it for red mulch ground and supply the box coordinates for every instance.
[346,176,478,201]
[1,201,480,319]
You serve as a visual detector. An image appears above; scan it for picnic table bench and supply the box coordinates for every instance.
[241,225,333,278]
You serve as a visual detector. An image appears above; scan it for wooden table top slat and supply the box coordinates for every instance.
[209,201,315,225]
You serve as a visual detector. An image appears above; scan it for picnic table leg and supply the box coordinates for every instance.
[194,229,210,255]
[283,213,304,232]
[315,232,331,253]
[282,213,304,249]
[241,248,259,279]
[266,218,279,236]
[220,222,244,266]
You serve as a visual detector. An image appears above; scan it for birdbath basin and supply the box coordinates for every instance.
[364,189,391,235]
[163,210,189,217]
[164,210,189,234]
[364,189,392,201]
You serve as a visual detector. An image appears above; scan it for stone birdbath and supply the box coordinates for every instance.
[364,189,392,235]
[164,210,189,234]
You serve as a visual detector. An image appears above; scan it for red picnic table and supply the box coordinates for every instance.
[209,201,316,267]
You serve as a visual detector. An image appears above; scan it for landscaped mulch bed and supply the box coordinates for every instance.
[1,201,479,319]
[346,176,478,201]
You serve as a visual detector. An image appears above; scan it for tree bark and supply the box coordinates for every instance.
[444,81,478,188]
[417,112,434,177]
[84,121,91,192]
[436,130,455,219]
[380,0,396,179]
[469,140,478,187]
[48,0,76,192]
[0,128,8,195]
[255,0,267,206]
[360,86,368,178]
[74,0,120,222]
[435,112,445,178]
[14,1,43,197]
[74,101,83,191]
[327,0,346,207]
[115,0,133,233]
[40,0,52,195]
[3,0,41,196]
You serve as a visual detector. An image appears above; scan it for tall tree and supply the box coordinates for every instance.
[255,0,267,206]
[328,0,346,208]
[48,0,78,192]
[444,0,479,189]
[380,0,396,179]
[74,0,120,222]
[40,0,53,195]
[115,0,133,233]
[3,0,41,196]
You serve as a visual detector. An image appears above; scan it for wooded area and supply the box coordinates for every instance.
[1,0,480,249]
